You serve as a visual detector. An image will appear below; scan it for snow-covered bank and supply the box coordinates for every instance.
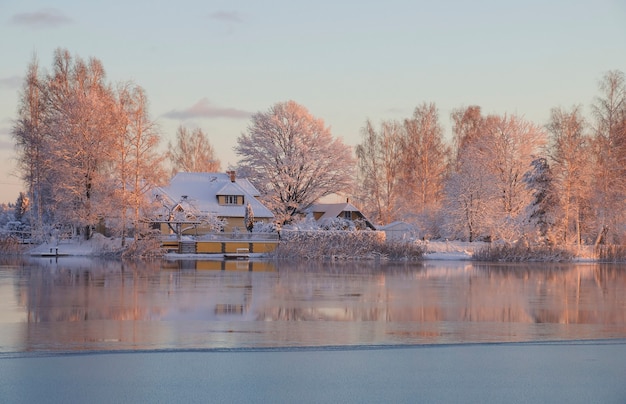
[27,233,124,257]
[24,236,600,262]
[420,240,488,260]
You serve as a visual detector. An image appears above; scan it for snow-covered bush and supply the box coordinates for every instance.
[318,217,356,231]
[251,221,277,233]
[473,241,574,262]
[274,230,423,261]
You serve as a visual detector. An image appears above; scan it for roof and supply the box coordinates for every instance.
[378,221,417,231]
[308,202,361,221]
[154,172,273,219]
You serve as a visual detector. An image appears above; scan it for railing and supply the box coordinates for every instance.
[162,232,279,242]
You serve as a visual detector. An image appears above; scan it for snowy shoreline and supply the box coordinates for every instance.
[24,236,602,262]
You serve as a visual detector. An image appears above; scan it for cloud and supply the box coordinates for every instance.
[209,11,244,23]
[10,9,73,28]
[163,98,252,120]
[0,76,22,90]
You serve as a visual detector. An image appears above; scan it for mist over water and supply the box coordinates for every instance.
[1,257,625,355]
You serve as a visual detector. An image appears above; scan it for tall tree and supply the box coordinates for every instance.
[481,115,546,217]
[546,106,591,245]
[113,83,165,244]
[42,49,119,239]
[235,100,355,224]
[591,70,626,243]
[355,119,403,225]
[450,105,483,166]
[11,55,50,237]
[443,149,498,242]
[523,157,559,244]
[400,103,450,234]
[167,126,221,175]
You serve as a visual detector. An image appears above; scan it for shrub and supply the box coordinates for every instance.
[473,242,574,262]
[273,230,424,261]
[595,245,626,262]
[0,234,23,255]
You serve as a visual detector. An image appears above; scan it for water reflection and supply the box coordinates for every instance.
[0,257,625,353]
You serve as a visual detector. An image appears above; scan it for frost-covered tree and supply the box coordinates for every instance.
[400,103,450,224]
[443,147,498,241]
[0,203,15,229]
[244,202,254,232]
[450,105,483,166]
[11,55,51,236]
[14,192,29,224]
[480,115,546,219]
[11,48,168,244]
[167,126,221,175]
[113,83,165,244]
[235,101,355,224]
[355,119,403,225]
[42,49,119,239]
[523,157,558,244]
[443,113,545,242]
[591,70,626,243]
[547,106,591,245]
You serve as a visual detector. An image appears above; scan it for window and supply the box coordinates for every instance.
[224,195,238,205]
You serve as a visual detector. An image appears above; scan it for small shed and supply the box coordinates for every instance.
[378,221,419,241]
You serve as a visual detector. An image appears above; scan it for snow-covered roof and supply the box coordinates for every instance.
[154,172,273,219]
[308,202,361,220]
[216,182,245,196]
[378,221,417,231]
[307,202,376,229]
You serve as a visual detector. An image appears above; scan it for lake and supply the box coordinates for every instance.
[1,257,626,403]
[1,257,624,354]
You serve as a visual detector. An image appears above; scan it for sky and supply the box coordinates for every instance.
[1,0,625,204]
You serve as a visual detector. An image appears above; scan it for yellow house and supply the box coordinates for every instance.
[153,171,274,236]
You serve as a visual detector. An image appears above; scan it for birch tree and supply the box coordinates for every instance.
[43,49,118,239]
[450,105,483,166]
[443,149,498,241]
[591,70,626,243]
[235,100,355,224]
[11,55,51,237]
[355,119,403,225]
[167,126,221,175]
[113,83,165,244]
[481,115,546,218]
[400,103,450,234]
[547,106,591,245]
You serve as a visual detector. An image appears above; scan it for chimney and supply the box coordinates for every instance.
[227,170,236,182]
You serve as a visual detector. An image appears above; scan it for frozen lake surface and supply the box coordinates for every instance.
[1,257,625,402]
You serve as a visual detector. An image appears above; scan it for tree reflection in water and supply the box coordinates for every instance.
[0,257,624,353]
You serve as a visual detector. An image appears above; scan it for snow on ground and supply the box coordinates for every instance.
[28,233,123,256]
[26,236,595,262]
[420,240,488,260]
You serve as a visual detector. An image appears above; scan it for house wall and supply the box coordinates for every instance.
[216,195,244,205]
[158,217,272,236]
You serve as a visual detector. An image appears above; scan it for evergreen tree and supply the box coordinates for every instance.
[523,157,558,244]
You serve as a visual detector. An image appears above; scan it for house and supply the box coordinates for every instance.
[153,171,274,235]
[378,221,419,241]
[307,200,376,230]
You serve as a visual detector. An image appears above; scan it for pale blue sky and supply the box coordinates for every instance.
[1,0,625,203]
